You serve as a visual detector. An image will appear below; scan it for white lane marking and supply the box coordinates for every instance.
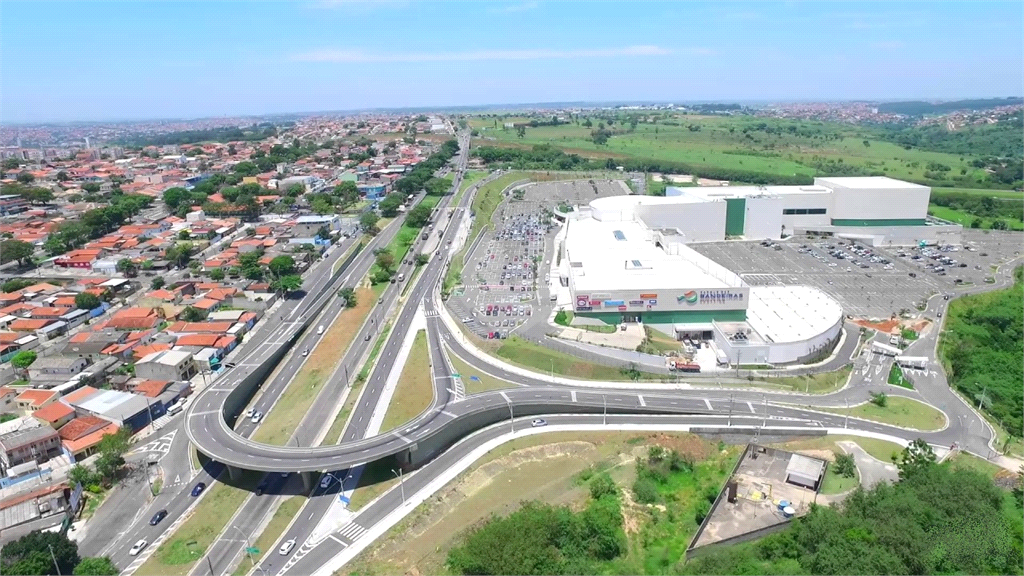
[338,521,367,540]
[637,395,646,407]
[747,401,755,413]
[570,390,577,402]
[704,398,712,411]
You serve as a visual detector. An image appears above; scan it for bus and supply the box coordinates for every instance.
[895,356,928,369]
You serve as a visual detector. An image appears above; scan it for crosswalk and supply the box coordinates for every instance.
[337,521,367,541]
[424,309,440,318]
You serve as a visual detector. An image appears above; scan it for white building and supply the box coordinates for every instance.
[607,176,963,247]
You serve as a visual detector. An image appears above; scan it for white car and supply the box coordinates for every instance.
[129,539,148,556]
[250,411,263,424]
[531,419,547,427]
[279,539,297,556]
[302,348,309,357]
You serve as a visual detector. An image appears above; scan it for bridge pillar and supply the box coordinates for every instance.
[300,471,316,493]
[226,465,242,482]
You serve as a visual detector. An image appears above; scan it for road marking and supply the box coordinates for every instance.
[338,521,366,540]
[747,401,755,413]
[570,390,577,402]
[704,398,712,410]
[328,534,348,546]
[637,395,646,407]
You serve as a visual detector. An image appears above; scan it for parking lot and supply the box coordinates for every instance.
[448,179,633,340]
[691,231,1022,319]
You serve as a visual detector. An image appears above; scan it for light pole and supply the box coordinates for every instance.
[761,394,767,428]
[603,394,607,425]
[506,398,515,433]
[48,544,62,576]
[549,359,553,379]
[844,398,850,429]
[228,525,255,567]
[728,393,733,426]
[391,468,406,504]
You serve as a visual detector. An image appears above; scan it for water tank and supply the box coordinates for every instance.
[783,506,795,518]
[778,500,790,510]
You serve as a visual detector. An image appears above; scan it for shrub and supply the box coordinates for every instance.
[632,477,660,504]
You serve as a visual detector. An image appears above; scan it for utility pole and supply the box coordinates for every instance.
[506,398,515,433]
[844,398,850,429]
[392,468,406,504]
[48,545,62,576]
[761,394,767,428]
[603,394,607,425]
[977,383,987,410]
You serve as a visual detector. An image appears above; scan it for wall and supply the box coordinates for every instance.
[823,180,930,222]
[744,195,784,239]
[635,201,726,243]
[780,190,833,228]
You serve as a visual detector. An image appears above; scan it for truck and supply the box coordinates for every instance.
[668,358,701,373]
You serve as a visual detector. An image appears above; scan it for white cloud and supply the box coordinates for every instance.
[492,1,539,13]
[292,45,686,63]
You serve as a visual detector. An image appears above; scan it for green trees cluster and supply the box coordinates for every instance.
[393,139,459,195]
[119,123,278,147]
[43,194,153,255]
[446,476,626,575]
[1,531,118,576]
[940,266,1023,437]
[931,192,1023,227]
[0,182,54,204]
[0,239,34,266]
[681,442,1023,576]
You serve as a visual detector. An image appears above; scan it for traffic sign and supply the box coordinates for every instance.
[451,373,461,378]
[246,547,260,555]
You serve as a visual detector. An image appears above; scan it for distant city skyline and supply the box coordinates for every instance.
[1,0,1021,123]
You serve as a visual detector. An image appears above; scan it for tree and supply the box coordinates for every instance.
[589,473,617,500]
[74,292,101,310]
[81,182,101,194]
[68,464,97,487]
[286,183,305,198]
[333,181,360,207]
[268,255,296,277]
[833,452,856,478]
[209,268,225,281]
[895,438,936,480]
[180,306,207,322]
[116,258,138,278]
[359,211,380,233]
[515,125,527,139]
[73,557,119,576]
[378,192,404,217]
[94,427,131,482]
[150,277,165,290]
[619,362,641,381]
[0,239,34,266]
[271,274,302,293]
[233,161,259,176]
[0,531,80,576]
[406,204,432,228]
[178,229,191,240]
[424,177,450,196]
[869,391,888,407]
[338,286,356,308]
[415,253,429,266]
[375,251,395,272]
[16,172,35,184]
[11,350,37,370]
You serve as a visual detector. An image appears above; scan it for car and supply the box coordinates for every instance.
[245,408,255,418]
[256,479,269,495]
[937,312,943,318]
[225,362,237,369]
[531,419,547,427]
[149,510,168,526]
[280,472,289,478]
[130,539,148,556]
[378,297,384,304]
[909,272,917,278]
[302,348,309,357]
[251,411,263,424]
[364,333,371,341]
[317,325,325,335]
[320,475,333,489]
[191,482,206,497]
[279,539,297,556]
[943,295,949,300]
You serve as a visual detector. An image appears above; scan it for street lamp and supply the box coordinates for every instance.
[602,394,607,425]
[227,525,256,567]
[391,468,406,505]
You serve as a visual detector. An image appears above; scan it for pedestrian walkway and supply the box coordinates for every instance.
[337,521,367,542]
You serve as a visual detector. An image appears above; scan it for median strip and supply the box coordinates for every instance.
[380,330,432,433]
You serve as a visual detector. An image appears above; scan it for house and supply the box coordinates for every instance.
[135,350,197,382]
[0,387,18,413]
[14,389,58,412]
[0,425,61,472]
[32,402,75,430]
[27,356,89,381]
[58,416,119,461]
[61,388,156,432]
[9,318,55,333]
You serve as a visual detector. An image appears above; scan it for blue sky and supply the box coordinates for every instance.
[1,1,1021,122]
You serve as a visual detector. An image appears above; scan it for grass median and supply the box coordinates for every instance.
[251,286,375,445]
[321,321,393,446]
[230,496,304,576]
[812,396,947,431]
[495,335,668,382]
[447,348,517,394]
[380,330,433,433]
[137,471,261,576]
[452,170,488,204]
[757,365,853,394]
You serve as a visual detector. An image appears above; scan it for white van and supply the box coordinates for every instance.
[397,273,405,282]
[166,403,184,416]
[317,325,324,335]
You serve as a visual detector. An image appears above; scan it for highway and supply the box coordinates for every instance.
[112,202,412,573]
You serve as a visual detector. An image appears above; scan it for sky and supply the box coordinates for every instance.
[1,0,1021,123]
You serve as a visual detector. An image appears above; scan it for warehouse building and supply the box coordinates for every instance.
[586,176,961,247]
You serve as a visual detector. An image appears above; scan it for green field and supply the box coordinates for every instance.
[813,396,946,431]
[453,170,488,204]
[470,114,997,186]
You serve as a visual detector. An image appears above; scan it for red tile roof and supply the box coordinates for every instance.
[33,401,75,424]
